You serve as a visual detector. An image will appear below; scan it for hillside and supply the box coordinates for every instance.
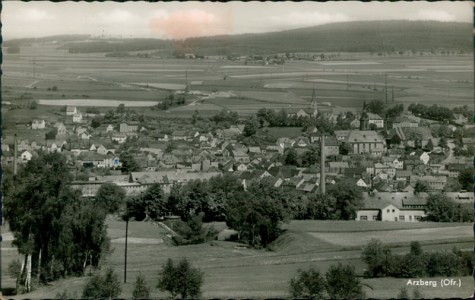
[182,20,472,55]
[5,20,472,55]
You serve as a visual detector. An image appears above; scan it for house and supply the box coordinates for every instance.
[172,130,189,141]
[392,116,419,128]
[17,139,31,152]
[96,145,108,155]
[294,137,310,148]
[111,133,127,144]
[349,119,360,129]
[21,150,33,162]
[368,113,384,128]
[410,175,447,191]
[382,156,403,169]
[73,112,83,123]
[344,130,386,156]
[248,146,262,155]
[356,192,428,221]
[1,143,10,153]
[356,178,369,188]
[120,122,139,133]
[453,114,468,125]
[54,122,67,136]
[395,170,412,182]
[80,133,91,140]
[461,138,475,150]
[419,152,430,165]
[323,137,339,156]
[69,143,89,156]
[31,119,46,129]
[328,161,349,174]
[66,106,77,116]
[446,164,470,178]
[287,108,316,118]
[106,124,115,132]
[231,150,250,163]
[46,141,61,153]
[334,130,351,141]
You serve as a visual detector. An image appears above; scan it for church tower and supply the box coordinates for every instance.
[310,89,318,117]
[359,100,369,130]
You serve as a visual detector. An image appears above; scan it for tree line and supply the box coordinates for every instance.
[362,239,472,279]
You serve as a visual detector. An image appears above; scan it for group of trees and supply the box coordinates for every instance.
[155,94,186,111]
[210,109,239,128]
[289,263,364,299]
[283,147,319,167]
[424,193,471,222]
[3,153,125,293]
[408,103,454,122]
[125,174,363,248]
[255,108,335,134]
[365,99,404,122]
[79,258,202,299]
[362,239,472,279]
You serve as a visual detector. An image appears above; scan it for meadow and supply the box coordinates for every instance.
[3,218,471,298]
[2,44,473,122]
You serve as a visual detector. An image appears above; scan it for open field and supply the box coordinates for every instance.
[3,218,471,298]
[2,44,473,124]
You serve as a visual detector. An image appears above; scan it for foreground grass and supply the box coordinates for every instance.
[5,219,472,298]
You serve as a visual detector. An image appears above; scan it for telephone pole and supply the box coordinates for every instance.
[320,134,326,195]
[384,73,388,103]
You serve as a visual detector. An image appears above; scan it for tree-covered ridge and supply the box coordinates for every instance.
[9,21,470,55]
[174,20,473,55]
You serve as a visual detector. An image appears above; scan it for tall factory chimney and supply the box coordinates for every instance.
[320,133,326,195]
[13,133,18,176]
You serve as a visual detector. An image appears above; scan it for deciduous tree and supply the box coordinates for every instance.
[157,258,204,299]
[289,267,326,299]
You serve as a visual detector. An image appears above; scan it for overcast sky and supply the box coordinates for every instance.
[2,1,472,40]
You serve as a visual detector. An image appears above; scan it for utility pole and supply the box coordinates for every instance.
[14,134,18,176]
[385,73,388,103]
[124,216,129,283]
[320,134,326,195]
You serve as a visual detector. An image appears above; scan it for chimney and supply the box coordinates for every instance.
[320,134,326,195]
[13,134,18,176]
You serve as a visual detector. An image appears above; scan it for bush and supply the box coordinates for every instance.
[157,258,203,299]
[397,287,409,299]
[168,214,217,245]
[325,263,364,299]
[82,268,121,298]
[289,267,325,299]
[132,273,150,299]
[361,238,388,278]
[426,251,463,277]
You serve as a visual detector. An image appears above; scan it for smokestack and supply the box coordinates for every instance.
[320,134,326,195]
[13,133,18,176]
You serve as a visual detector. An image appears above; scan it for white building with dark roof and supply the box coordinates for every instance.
[344,130,386,156]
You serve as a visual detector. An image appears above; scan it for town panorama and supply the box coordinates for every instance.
[1,2,473,298]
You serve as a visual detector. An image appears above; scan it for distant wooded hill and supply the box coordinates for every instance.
[5,21,472,55]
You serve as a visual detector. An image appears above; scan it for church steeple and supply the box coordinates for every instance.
[310,89,317,108]
[360,100,369,130]
[310,88,318,117]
